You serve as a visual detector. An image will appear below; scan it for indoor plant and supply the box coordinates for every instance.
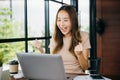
[0,53,3,80]
[0,52,4,65]
[0,54,3,67]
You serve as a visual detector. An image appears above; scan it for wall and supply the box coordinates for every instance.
[96,0,120,80]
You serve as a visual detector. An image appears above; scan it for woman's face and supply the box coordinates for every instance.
[57,10,72,37]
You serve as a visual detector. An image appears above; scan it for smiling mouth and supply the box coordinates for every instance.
[61,29,67,33]
[60,27,67,32]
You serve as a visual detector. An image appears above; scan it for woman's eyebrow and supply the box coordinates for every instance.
[63,17,69,20]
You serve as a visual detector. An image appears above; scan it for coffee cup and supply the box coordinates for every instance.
[9,60,19,74]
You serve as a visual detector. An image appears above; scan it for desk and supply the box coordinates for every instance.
[2,70,25,80]
[2,70,111,80]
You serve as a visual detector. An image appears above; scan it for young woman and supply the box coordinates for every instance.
[34,5,91,74]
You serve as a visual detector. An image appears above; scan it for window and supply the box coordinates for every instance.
[78,0,90,33]
[63,0,70,4]
[0,0,25,39]
[49,1,61,35]
[27,0,45,38]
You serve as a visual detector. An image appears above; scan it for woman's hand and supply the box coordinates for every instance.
[34,39,44,53]
[74,43,83,55]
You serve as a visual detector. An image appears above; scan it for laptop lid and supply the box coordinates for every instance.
[17,52,67,80]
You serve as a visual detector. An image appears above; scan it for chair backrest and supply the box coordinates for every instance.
[88,57,101,74]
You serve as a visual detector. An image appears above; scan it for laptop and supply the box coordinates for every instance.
[16,52,69,80]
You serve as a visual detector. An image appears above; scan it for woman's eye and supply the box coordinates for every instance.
[64,20,68,21]
[57,19,61,21]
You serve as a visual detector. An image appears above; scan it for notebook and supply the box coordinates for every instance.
[16,52,68,80]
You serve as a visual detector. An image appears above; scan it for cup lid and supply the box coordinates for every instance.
[9,60,19,65]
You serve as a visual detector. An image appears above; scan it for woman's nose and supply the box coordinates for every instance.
[60,21,64,26]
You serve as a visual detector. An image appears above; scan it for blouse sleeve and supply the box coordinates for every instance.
[81,31,91,50]
[74,31,91,52]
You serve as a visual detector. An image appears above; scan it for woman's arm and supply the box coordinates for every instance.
[75,50,89,70]
[34,39,44,53]
[74,43,89,70]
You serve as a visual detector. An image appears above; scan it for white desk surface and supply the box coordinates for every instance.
[73,75,111,80]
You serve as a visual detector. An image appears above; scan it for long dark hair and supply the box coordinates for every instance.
[53,5,82,55]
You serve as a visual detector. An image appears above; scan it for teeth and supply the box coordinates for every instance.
[62,28,67,31]
[59,27,67,32]
[62,28,66,32]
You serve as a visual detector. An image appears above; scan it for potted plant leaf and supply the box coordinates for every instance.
[0,54,3,67]
[0,53,3,79]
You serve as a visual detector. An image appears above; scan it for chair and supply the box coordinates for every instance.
[87,57,101,74]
